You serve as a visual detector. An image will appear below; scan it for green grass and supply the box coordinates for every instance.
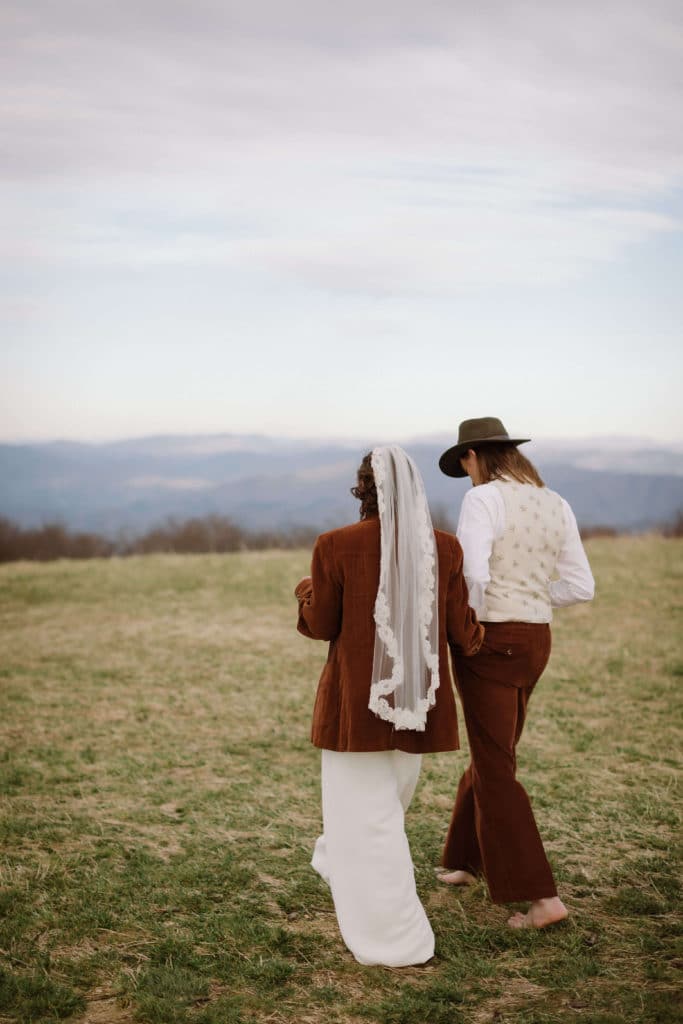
[0,538,681,1024]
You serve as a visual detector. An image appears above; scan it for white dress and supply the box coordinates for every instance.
[311,748,435,967]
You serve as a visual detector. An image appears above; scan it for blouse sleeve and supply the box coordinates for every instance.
[549,498,596,606]
[456,485,504,619]
[295,532,343,641]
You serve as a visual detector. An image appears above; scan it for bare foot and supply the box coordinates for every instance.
[435,869,477,886]
[507,897,569,929]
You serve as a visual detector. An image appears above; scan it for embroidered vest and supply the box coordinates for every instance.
[484,480,565,623]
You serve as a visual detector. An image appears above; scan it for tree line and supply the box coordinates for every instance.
[0,516,320,563]
[0,510,680,563]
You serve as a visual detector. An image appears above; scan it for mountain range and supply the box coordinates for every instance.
[1,434,682,536]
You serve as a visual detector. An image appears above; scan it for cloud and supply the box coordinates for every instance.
[4,154,678,299]
[3,0,682,181]
[1,2,682,338]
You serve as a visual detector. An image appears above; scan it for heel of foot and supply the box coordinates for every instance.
[507,903,569,929]
[436,869,477,887]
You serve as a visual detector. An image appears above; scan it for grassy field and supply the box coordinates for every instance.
[0,537,681,1024]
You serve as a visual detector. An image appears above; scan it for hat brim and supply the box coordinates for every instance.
[438,436,531,477]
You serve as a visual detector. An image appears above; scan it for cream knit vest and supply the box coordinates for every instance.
[484,480,565,623]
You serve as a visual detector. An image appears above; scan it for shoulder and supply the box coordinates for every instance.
[315,517,379,552]
[553,492,579,529]
[461,482,502,514]
[540,486,570,513]
[465,481,500,502]
[548,489,570,512]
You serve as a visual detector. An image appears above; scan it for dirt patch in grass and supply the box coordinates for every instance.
[77,994,135,1024]
[468,977,548,1023]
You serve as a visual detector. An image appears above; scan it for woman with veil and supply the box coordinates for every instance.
[295,445,483,966]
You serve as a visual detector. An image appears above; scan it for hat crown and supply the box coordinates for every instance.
[438,417,530,477]
[458,417,510,446]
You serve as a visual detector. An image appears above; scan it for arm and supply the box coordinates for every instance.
[549,498,595,606]
[294,533,343,640]
[456,485,503,619]
[446,537,485,656]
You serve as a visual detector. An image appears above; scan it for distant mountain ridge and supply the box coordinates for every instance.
[1,433,682,535]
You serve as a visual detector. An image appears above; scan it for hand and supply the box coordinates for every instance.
[296,576,312,591]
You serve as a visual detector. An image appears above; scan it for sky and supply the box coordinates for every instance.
[2,0,682,444]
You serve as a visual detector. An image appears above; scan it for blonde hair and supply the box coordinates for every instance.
[474,444,545,487]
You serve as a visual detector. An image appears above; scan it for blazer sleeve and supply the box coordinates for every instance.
[295,532,343,641]
[445,537,484,656]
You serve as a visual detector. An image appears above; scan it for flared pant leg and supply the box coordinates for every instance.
[312,749,434,967]
[441,670,557,904]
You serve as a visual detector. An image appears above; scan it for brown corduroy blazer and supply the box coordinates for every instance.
[295,516,484,753]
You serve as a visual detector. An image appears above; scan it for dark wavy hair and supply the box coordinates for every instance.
[350,452,379,519]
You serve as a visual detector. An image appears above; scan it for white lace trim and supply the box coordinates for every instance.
[368,447,440,732]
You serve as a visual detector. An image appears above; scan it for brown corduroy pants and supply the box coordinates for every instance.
[442,622,557,904]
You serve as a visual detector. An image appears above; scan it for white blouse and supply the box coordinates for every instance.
[456,481,595,620]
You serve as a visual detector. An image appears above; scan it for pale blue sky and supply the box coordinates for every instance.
[2,0,682,443]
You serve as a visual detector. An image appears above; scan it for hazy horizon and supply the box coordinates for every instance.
[2,428,683,448]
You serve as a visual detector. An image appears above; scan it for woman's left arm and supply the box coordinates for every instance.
[295,532,343,640]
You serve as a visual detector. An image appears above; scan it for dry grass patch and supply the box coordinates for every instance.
[0,539,681,1023]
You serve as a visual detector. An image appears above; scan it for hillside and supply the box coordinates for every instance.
[1,433,682,534]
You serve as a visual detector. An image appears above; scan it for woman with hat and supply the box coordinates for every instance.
[436,418,594,929]
[295,445,483,965]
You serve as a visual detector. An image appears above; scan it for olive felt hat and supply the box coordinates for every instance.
[438,417,531,478]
